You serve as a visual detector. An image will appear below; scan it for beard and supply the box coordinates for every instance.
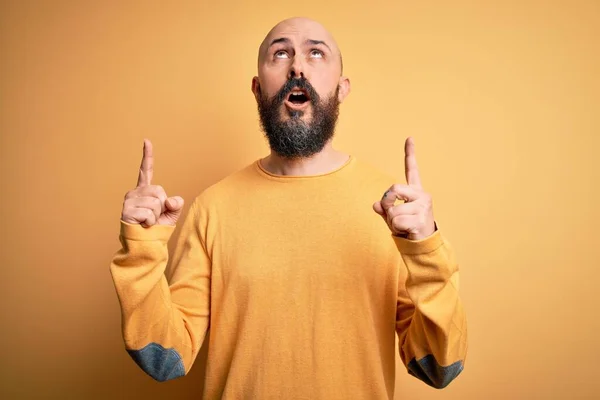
[257,77,340,160]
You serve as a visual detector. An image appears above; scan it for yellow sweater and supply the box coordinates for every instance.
[110,155,467,399]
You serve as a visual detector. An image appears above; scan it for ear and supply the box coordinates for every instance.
[251,76,261,102]
[337,76,351,103]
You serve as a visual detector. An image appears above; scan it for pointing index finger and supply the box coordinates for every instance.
[137,139,153,187]
[404,137,422,188]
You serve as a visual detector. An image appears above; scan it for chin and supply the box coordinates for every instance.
[281,108,312,121]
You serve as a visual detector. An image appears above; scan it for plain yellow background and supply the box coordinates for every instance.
[1,0,599,399]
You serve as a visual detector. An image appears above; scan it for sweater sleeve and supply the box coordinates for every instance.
[394,229,468,389]
[109,198,211,382]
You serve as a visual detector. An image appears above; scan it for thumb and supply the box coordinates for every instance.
[372,201,385,216]
[165,196,184,212]
[373,201,389,227]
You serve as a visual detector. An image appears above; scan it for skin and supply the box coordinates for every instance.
[251,17,351,177]
[373,137,436,240]
[121,17,437,240]
[121,139,184,228]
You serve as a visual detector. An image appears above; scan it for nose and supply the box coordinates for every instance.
[288,56,305,80]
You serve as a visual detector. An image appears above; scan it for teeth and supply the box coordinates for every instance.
[292,91,303,95]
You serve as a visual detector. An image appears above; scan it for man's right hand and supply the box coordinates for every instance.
[121,139,184,228]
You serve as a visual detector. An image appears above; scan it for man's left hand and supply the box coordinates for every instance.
[373,137,437,240]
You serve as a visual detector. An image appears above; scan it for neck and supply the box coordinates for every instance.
[260,142,350,176]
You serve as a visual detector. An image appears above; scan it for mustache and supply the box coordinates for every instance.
[272,77,320,105]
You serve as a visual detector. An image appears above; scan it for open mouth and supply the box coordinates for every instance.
[285,87,311,107]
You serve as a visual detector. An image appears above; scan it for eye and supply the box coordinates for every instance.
[274,50,289,59]
[310,49,324,58]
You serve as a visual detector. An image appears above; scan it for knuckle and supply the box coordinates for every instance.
[147,209,157,224]
[122,208,138,221]
[389,211,398,222]
[150,185,167,199]
[126,197,142,208]
[121,204,131,216]
[421,198,432,211]
[395,214,408,225]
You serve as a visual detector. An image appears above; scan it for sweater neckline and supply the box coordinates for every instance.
[254,155,356,182]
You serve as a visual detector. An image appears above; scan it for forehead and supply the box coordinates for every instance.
[267,19,333,43]
[260,18,339,56]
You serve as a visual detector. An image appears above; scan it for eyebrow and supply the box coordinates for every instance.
[306,39,331,51]
[268,37,332,52]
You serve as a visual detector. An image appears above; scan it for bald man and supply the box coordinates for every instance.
[111,17,468,399]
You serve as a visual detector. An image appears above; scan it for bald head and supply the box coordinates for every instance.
[258,17,343,74]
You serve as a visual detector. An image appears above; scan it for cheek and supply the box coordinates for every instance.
[306,69,340,96]
[313,79,339,100]
[259,68,288,98]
